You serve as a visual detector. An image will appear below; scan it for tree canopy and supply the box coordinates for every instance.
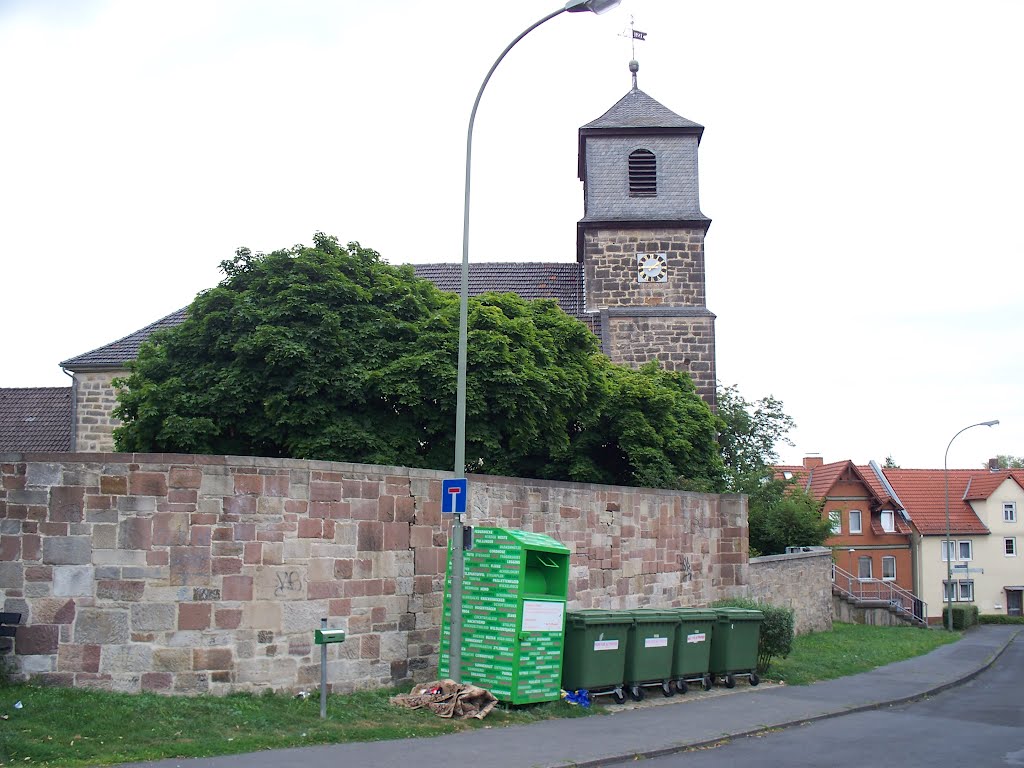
[114,234,724,491]
[716,383,829,555]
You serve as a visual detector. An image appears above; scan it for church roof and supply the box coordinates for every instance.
[59,263,590,371]
[0,387,72,452]
[581,87,703,132]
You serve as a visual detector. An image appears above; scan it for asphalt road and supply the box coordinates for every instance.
[604,634,1024,768]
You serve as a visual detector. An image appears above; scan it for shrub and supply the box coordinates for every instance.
[941,604,979,630]
[978,614,1024,624]
[713,597,795,674]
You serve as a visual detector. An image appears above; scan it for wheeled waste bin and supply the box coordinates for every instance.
[623,608,679,701]
[561,609,633,704]
[667,608,717,693]
[708,607,764,688]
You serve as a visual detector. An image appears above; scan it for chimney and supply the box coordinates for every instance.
[803,454,824,469]
[989,458,1001,472]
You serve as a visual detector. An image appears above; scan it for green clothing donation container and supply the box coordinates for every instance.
[708,607,764,688]
[623,608,678,701]
[667,608,717,693]
[439,527,570,705]
[561,609,633,705]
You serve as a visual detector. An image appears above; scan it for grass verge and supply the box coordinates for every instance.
[0,623,959,766]
[767,622,959,686]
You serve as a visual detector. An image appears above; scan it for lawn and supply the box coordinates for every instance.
[0,623,959,766]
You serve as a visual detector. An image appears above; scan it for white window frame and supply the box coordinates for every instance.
[942,579,975,602]
[880,510,895,533]
[1005,537,1017,557]
[1004,502,1017,523]
[882,555,896,581]
[857,556,873,579]
[959,540,973,561]
[849,510,862,534]
[942,539,973,561]
[829,510,842,535]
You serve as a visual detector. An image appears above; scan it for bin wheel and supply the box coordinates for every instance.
[675,679,688,695]
[702,674,713,691]
[750,672,760,686]
[629,685,644,702]
[661,681,674,697]
[612,688,626,705]
[725,674,736,689]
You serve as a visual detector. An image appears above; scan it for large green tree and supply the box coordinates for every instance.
[716,383,829,554]
[114,234,724,490]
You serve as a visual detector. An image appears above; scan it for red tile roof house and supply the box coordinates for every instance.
[778,457,1024,625]
[776,456,922,625]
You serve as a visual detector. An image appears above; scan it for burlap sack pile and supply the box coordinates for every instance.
[390,679,498,720]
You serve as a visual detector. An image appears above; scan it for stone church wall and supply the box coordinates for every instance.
[0,453,747,695]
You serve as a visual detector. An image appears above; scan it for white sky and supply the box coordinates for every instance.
[2,0,1021,470]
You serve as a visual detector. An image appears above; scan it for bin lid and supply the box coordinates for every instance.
[715,607,764,621]
[567,609,634,625]
[671,608,718,621]
[502,528,570,554]
[625,608,681,622]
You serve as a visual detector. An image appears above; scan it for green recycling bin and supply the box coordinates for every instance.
[708,607,763,688]
[439,527,570,705]
[667,608,717,694]
[623,608,679,701]
[561,609,633,705]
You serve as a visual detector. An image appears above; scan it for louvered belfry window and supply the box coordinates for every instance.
[628,149,657,197]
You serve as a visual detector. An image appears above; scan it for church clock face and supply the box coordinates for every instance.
[637,252,668,283]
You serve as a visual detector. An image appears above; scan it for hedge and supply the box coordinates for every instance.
[713,598,794,674]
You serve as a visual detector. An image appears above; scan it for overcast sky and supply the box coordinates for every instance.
[2,0,1021,470]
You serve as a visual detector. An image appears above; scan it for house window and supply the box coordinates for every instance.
[880,510,895,533]
[942,540,973,561]
[959,540,973,561]
[628,149,657,197]
[1004,502,1017,523]
[942,580,975,601]
[858,556,873,579]
[1006,537,1017,557]
[829,510,842,535]
[849,510,862,534]
[882,556,896,581]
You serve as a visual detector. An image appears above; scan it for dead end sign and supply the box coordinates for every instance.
[442,478,468,514]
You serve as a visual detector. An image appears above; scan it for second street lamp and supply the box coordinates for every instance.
[943,419,999,631]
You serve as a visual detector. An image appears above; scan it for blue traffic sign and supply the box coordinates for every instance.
[442,478,468,514]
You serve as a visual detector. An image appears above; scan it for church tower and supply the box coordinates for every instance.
[578,62,716,408]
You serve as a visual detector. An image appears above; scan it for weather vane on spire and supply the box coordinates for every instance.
[618,15,647,88]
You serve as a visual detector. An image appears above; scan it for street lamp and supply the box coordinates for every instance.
[450,0,621,683]
[943,419,999,631]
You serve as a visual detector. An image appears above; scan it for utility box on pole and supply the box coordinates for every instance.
[439,527,570,705]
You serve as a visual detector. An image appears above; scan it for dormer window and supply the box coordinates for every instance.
[628,149,657,197]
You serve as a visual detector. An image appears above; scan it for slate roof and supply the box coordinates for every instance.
[880,468,990,536]
[59,263,590,371]
[60,307,189,371]
[581,87,703,132]
[0,387,72,452]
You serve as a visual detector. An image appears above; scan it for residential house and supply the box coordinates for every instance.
[777,456,919,620]
[883,467,1024,621]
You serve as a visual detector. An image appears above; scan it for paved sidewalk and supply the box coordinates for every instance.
[118,625,1020,768]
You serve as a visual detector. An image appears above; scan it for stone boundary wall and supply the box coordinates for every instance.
[747,549,833,635]
[0,452,747,695]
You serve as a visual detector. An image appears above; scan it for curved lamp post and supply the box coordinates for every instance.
[449,0,621,683]
[943,419,999,630]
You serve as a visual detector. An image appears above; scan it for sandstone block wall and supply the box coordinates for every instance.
[747,549,833,635]
[0,453,747,695]
[71,371,124,453]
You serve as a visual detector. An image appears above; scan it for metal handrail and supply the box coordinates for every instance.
[832,564,927,624]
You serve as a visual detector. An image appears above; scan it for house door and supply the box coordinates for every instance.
[1007,590,1023,617]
